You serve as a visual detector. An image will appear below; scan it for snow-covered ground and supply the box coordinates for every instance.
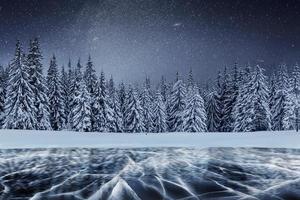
[0,129,299,149]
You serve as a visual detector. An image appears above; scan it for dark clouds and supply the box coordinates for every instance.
[0,0,300,83]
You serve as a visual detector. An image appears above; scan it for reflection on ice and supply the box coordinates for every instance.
[0,148,299,200]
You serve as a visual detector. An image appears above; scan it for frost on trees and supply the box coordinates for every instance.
[60,65,69,125]
[152,90,167,133]
[3,41,36,129]
[220,66,239,132]
[271,64,294,130]
[0,65,6,124]
[233,65,271,132]
[183,86,207,132]
[140,77,154,132]
[47,55,65,130]
[125,85,144,133]
[168,77,186,132]
[206,91,221,132]
[27,38,51,130]
[118,82,127,130]
[83,56,99,130]
[206,74,223,132]
[107,76,123,132]
[71,79,92,132]
[290,63,300,124]
[90,71,114,132]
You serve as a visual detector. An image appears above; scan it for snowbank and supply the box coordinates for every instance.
[0,129,299,149]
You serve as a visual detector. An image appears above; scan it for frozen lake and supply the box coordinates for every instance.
[0,147,299,200]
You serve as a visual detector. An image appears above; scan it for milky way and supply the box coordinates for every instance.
[0,0,300,83]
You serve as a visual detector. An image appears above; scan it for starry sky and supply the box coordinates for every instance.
[0,0,300,83]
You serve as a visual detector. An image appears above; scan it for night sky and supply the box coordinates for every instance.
[0,0,300,83]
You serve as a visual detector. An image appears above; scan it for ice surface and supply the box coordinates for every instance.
[0,129,299,149]
[0,147,299,200]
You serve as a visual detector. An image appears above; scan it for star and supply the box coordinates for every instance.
[172,23,182,27]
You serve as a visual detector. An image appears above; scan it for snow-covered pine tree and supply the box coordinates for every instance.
[67,58,75,99]
[206,91,221,132]
[232,64,254,132]
[152,90,167,132]
[71,78,92,132]
[60,65,70,126]
[219,68,230,132]
[83,56,98,129]
[125,85,144,132]
[271,64,294,130]
[47,55,65,130]
[140,77,154,132]
[160,75,167,102]
[0,65,6,124]
[107,76,123,132]
[118,82,127,130]
[3,41,36,129]
[243,63,252,82]
[168,75,186,132]
[99,70,111,132]
[69,59,84,129]
[91,71,114,132]
[215,71,226,131]
[84,55,98,94]
[165,81,173,131]
[183,86,207,132]
[233,65,271,132]
[187,69,194,92]
[205,73,223,132]
[291,63,300,114]
[27,38,51,130]
[269,73,277,130]
[220,65,240,132]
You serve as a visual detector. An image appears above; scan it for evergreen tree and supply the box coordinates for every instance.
[91,71,113,132]
[291,63,300,114]
[60,65,69,127]
[221,65,239,132]
[79,57,99,130]
[269,73,277,129]
[206,91,221,132]
[71,79,92,132]
[67,58,75,99]
[187,69,194,91]
[107,76,123,132]
[233,65,271,132]
[152,90,167,132]
[163,81,173,131]
[69,59,84,129]
[84,55,98,94]
[271,64,294,130]
[140,78,154,132]
[183,86,207,132]
[3,41,36,129]
[47,55,65,130]
[215,71,225,131]
[206,73,223,132]
[98,71,110,131]
[125,85,144,132]
[160,75,167,102]
[168,76,186,132]
[0,65,6,124]
[27,38,51,130]
[118,82,127,130]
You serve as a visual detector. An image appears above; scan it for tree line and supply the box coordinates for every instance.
[0,39,299,133]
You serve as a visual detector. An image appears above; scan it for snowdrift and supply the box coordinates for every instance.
[0,129,299,149]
